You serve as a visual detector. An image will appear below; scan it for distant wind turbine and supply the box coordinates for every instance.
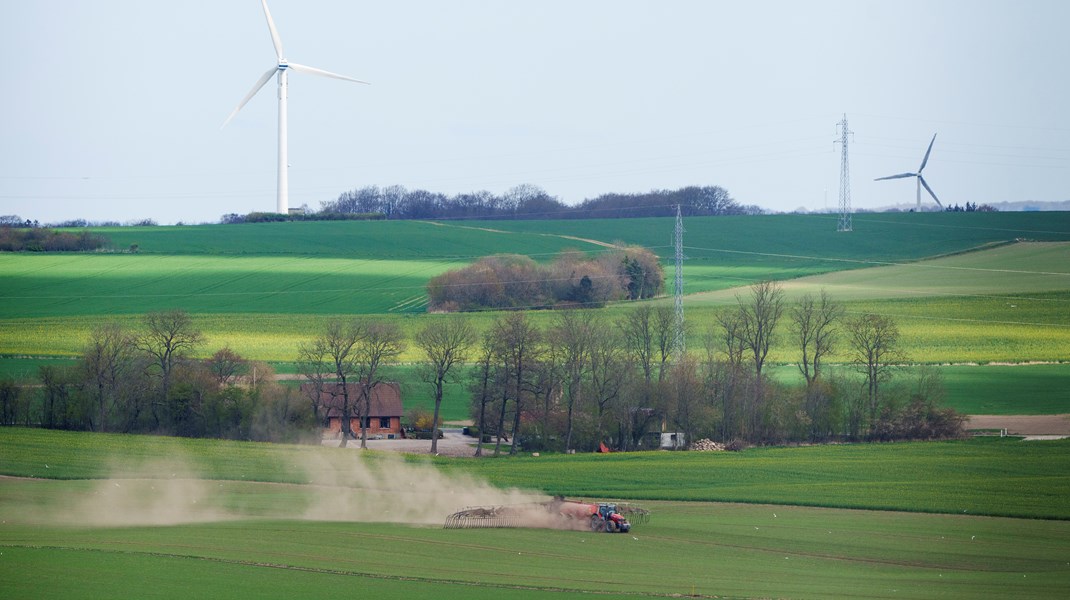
[874,133,943,209]
[222,0,368,215]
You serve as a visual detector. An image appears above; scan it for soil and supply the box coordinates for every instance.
[966,414,1070,437]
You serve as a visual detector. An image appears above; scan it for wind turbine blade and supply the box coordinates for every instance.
[261,0,284,60]
[874,172,917,181]
[222,67,278,128]
[918,133,937,172]
[919,175,942,207]
[288,62,370,84]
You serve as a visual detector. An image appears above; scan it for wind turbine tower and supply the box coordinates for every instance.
[223,0,368,215]
[835,114,852,232]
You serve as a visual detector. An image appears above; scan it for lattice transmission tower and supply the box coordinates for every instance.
[835,114,853,232]
[673,204,685,357]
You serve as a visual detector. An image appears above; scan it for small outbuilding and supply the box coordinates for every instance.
[659,432,686,450]
[305,382,404,439]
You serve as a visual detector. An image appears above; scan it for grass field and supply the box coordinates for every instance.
[5,248,1067,364]
[3,428,1068,519]
[2,428,1069,599]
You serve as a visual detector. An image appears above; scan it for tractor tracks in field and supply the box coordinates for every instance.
[417,220,617,250]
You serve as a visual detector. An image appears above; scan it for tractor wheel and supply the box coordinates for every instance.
[590,515,603,531]
[605,519,616,533]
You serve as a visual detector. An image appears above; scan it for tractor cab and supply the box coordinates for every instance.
[598,504,618,519]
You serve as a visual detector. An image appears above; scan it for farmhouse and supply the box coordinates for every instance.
[305,382,404,439]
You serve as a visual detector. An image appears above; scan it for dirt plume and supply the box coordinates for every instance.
[41,449,545,528]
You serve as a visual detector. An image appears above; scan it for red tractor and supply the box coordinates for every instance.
[444,497,648,532]
[589,503,631,533]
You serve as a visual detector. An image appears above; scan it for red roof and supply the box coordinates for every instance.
[303,382,403,418]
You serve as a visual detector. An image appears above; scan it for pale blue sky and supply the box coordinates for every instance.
[1,0,1067,224]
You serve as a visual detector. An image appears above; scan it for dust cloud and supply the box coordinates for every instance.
[37,449,547,528]
[296,451,547,525]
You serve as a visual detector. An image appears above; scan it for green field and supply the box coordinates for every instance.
[2,428,1069,599]
[3,212,1070,421]
[3,428,1068,518]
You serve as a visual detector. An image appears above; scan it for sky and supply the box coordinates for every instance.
[1,0,1067,225]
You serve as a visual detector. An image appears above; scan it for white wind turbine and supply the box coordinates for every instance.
[874,133,943,210]
[223,0,368,215]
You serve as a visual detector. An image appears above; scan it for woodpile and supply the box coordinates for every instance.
[689,438,726,452]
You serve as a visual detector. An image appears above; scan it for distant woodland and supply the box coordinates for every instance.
[316,184,755,221]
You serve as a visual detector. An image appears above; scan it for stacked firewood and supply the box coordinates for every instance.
[689,438,726,452]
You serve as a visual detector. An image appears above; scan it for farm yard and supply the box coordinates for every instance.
[2,211,1070,598]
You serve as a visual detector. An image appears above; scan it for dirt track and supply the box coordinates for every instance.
[322,427,478,457]
[966,414,1070,436]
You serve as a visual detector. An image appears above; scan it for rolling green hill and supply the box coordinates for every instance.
[3,212,1068,383]
[4,213,1070,599]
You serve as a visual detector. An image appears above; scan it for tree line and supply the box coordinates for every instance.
[0,310,314,442]
[0,224,108,252]
[2,288,965,450]
[458,286,963,456]
[316,184,757,221]
[427,247,664,312]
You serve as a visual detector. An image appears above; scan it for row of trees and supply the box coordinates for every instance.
[426,247,664,312]
[944,202,997,212]
[318,184,756,221]
[3,288,964,451]
[0,310,314,441]
[0,226,107,252]
[462,285,963,454]
[0,215,157,229]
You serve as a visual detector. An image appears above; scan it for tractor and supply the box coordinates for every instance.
[589,503,631,533]
[444,497,647,532]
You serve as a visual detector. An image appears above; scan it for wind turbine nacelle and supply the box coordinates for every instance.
[277,61,289,71]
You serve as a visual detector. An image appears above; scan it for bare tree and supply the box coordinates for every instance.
[587,319,626,449]
[735,281,784,380]
[651,305,678,383]
[415,317,475,454]
[667,355,706,448]
[297,335,332,428]
[206,346,247,387]
[81,323,134,432]
[298,320,364,447]
[717,281,784,442]
[846,313,903,438]
[616,304,676,449]
[790,290,843,387]
[705,320,746,441]
[353,321,406,449]
[489,312,542,456]
[547,311,595,452]
[135,310,204,427]
[38,364,74,429]
[469,333,500,457]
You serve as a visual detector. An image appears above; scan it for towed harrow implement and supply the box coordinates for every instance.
[444,497,649,532]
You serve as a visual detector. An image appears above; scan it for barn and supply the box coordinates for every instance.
[306,382,404,439]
